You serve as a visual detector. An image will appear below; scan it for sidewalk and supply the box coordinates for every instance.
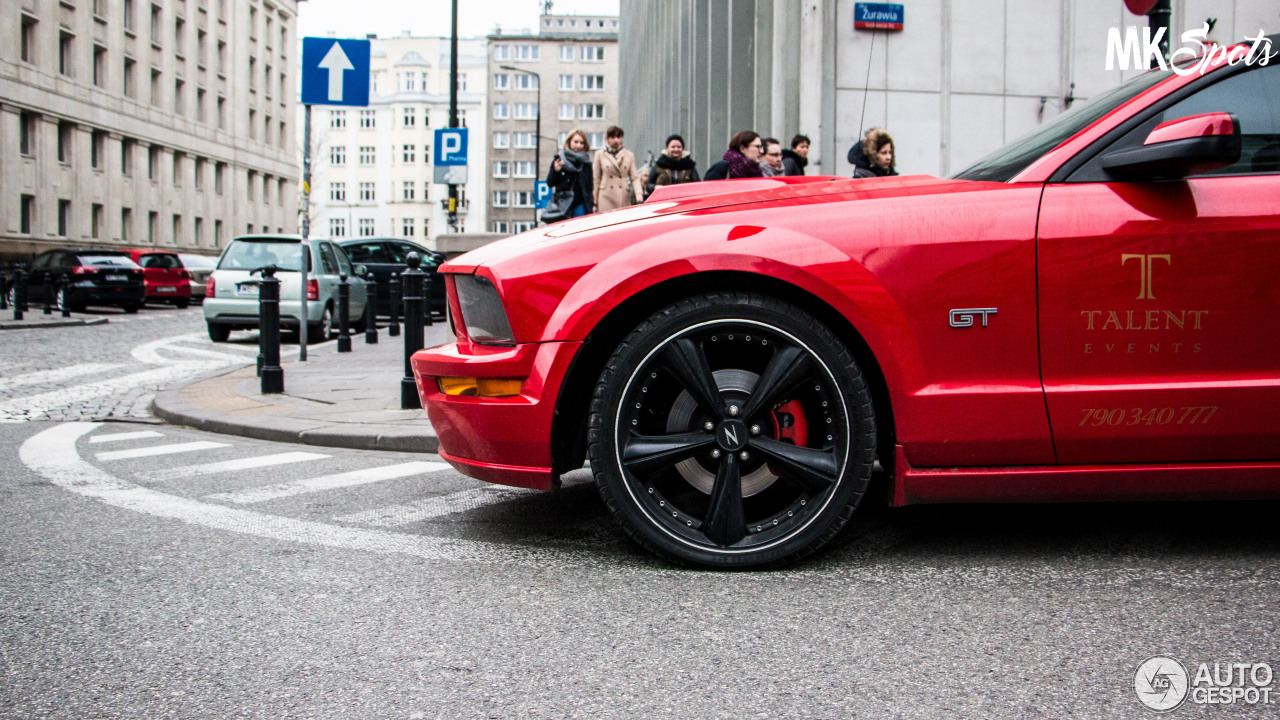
[152,323,450,453]
[0,311,110,330]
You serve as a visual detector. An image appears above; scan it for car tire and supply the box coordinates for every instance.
[308,305,334,344]
[175,298,190,309]
[207,323,231,343]
[54,287,74,313]
[122,303,140,314]
[588,292,877,569]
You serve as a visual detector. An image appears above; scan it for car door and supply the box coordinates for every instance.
[26,251,57,301]
[329,242,367,313]
[1038,62,1280,463]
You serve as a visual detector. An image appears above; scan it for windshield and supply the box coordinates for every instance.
[952,68,1173,182]
[218,241,306,272]
[77,255,138,267]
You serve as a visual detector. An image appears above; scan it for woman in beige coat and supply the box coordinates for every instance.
[593,126,644,212]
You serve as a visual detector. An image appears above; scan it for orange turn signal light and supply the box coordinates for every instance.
[437,377,523,397]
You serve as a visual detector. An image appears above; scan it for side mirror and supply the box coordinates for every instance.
[1101,112,1241,179]
[354,264,369,277]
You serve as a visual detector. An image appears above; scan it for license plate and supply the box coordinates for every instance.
[105,274,126,282]
[236,283,259,296]
[157,286,176,293]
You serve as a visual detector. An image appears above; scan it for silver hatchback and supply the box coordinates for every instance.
[203,236,368,343]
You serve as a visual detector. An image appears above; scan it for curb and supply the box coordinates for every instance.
[0,316,110,330]
[151,367,439,454]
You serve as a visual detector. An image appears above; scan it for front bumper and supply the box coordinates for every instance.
[411,339,582,490]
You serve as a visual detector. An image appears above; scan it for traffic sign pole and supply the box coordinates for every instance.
[448,0,460,232]
[299,104,311,361]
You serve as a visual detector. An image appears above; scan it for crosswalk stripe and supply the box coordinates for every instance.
[205,461,450,504]
[96,441,230,461]
[332,487,533,526]
[146,452,331,480]
[0,364,122,392]
[88,430,166,444]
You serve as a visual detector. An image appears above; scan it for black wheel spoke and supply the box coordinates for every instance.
[750,436,840,494]
[702,452,746,547]
[621,431,715,475]
[739,343,810,420]
[662,338,724,420]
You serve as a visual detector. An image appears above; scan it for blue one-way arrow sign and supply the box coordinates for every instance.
[301,38,370,106]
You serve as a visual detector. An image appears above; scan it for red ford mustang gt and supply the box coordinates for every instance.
[412,48,1280,568]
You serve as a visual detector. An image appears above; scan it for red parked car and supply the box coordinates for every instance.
[124,249,192,308]
[412,47,1280,568]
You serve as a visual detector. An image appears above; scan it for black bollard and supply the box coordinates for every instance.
[423,271,434,327]
[59,274,71,317]
[337,272,352,353]
[400,253,425,409]
[257,264,284,393]
[13,265,27,321]
[42,272,53,315]
[364,276,378,344]
[388,272,401,337]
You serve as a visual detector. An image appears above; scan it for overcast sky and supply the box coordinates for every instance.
[297,0,621,40]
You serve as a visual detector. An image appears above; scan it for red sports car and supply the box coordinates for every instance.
[412,47,1280,568]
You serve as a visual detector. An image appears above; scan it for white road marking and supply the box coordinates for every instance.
[0,364,122,392]
[97,440,230,461]
[0,363,227,423]
[333,487,533,526]
[145,451,331,480]
[19,423,577,566]
[157,343,256,363]
[88,430,166,444]
[205,461,450,504]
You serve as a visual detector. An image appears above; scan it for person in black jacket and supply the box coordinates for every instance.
[781,134,810,176]
[645,134,701,196]
[848,127,881,177]
[546,129,594,217]
[852,128,898,178]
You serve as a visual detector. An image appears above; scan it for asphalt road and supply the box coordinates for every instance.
[1,308,1278,719]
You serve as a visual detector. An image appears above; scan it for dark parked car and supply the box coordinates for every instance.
[124,249,192,308]
[337,238,446,317]
[7,249,145,313]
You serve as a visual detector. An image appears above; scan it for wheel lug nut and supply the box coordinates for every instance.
[704,421,714,431]
[711,449,721,459]
[739,451,749,461]
[749,424,760,435]
[728,405,739,416]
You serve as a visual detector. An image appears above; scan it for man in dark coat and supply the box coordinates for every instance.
[781,134,810,176]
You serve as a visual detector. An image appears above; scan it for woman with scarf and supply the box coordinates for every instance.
[547,129,594,217]
[645,134,701,196]
[703,131,765,180]
[594,126,644,212]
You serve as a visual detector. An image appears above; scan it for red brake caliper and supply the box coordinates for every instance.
[768,399,808,445]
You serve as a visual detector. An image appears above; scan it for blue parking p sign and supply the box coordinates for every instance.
[535,181,551,209]
[301,38,370,106]
[434,128,469,166]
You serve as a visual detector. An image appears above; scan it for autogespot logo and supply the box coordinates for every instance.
[1136,656,1190,712]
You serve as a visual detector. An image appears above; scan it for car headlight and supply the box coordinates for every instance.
[454,274,515,346]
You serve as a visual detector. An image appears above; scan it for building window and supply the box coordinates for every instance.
[492,191,509,207]
[559,45,574,62]
[359,110,375,129]
[330,110,346,128]
[493,74,509,90]
[58,200,71,237]
[513,132,535,149]
[514,103,537,119]
[216,96,225,128]
[150,4,162,44]
[121,138,135,176]
[121,208,132,242]
[359,182,376,201]
[148,145,160,180]
[59,32,75,76]
[330,146,346,165]
[279,121,287,149]
[91,131,106,170]
[197,88,207,123]
[123,58,136,97]
[492,132,509,149]
[172,214,182,244]
[330,218,346,237]
[262,174,271,203]
[248,109,257,139]
[557,131,568,147]
[20,195,35,234]
[194,217,203,247]
[493,45,509,61]
[19,112,36,157]
[513,74,537,90]
[559,74,574,91]
[93,46,107,87]
[91,204,104,240]
[581,46,605,62]
[422,182,430,200]
[402,107,415,127]
[514,161,535,177]
[492,221,509,234]
[358,218,375,237]
[492,161,509,177]
[249,58,256,91]
[331,182,345,201]
[401,218,415,237]
[194,157,205,190]
[581,74,605,91]
[173,152,184,187]
[264,114,272,145]
[174,18,185,57]
[215,162,225,194]
[359,146,375,165]
[513,45,539,61]
[492,103,509,119]
[264,63,272,100]
[21,16,39,63]
[124,0,135,31]
[214,219,223,247]
[455,74,467,92]
[558,103,575,121]
[57,122,74,165]
[402,181,415,201]
[197,29,207,66]
[246,170,256,201]
[400,72,419,92]
[150,68,162,107]
[580,103,605,120]
[174,78,185,115]
[402,144,415,163]
[217,40,226,75]
[588,131,604,148]
[146,211,158,242]
[514,191,534,207]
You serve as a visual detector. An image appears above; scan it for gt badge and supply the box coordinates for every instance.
[949,308,998,328]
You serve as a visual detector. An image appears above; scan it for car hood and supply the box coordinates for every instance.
[445,174,970,273]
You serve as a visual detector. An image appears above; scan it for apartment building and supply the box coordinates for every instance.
[305,34,488,244]
[487,14,618,235]
[1,0,299,264]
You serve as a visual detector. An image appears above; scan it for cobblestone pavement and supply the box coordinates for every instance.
[0,306,258,423]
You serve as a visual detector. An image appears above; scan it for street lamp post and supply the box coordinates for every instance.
[500,64,540,228]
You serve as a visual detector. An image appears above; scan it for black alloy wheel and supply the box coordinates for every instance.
[589,293,876,569]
